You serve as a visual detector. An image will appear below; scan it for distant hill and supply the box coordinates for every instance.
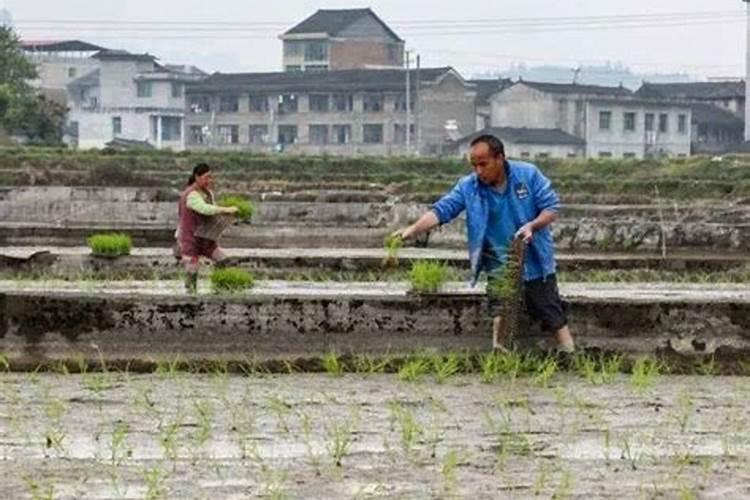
[473,62,699,90]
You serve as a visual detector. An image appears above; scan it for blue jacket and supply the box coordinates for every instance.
[431,160,560,286]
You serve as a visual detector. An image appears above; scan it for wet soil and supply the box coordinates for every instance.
[0,373,748,499]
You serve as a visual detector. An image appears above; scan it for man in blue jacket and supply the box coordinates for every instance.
[394,134,575,352]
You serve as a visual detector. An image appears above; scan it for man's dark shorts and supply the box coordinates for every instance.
[487,273,568,333]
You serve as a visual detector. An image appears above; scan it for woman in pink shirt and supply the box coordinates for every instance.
[176,163,238,292]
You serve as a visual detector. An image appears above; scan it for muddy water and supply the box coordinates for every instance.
[0,373,748,499]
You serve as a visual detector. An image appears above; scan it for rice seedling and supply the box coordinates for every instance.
[87,232,132,256]
[217,195,255,222]
[673,390,695,433]
[322,350,344,377]
[431,353,461,383]
[630,356,662,391]
[143,465,169,500]
[382,233,403,270]
[441,449,461,494]
[210,267,255,293]
[325,419,354,467]
[408,260,449,293]
[353,353,390,375]
[532,355,558,388]
[398,356,431,382]
[388,402,424,456]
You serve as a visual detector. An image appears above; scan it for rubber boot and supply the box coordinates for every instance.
[185,272,198,294]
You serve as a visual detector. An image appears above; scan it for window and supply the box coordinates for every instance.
[217,125,239,144]
[624,112,636,132]
[248,125,268,144]
[305,65,328,72]
[249,95,268,112]
[171,83,183,98]
[136,81,152,98]
[278,94,298,114]
[284,41,303,57]
[393,124,415,144]
[189,125,205,144]
[278,125,298,144]
[393,93,413,112]
[285,65,302,72]
[219,95,239,113]
[309,94,330,113]
[645,113,655,132]
[363,94,384,113]
[304,41,328,61]
[332,124,351,144]
[189,95,211,113]
[678,114,687,134]
[112,116,122,137]
[598,151,612,158]
[332,94,353,112]
[623,152,637,159]
[161,117,182,142]
[309,125,329,145]
[363,124,383,144]
[598,110,611,131]
[68,67,77,78]
[659,113,668,133]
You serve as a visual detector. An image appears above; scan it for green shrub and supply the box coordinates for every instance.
[218,195,254,222]
[87,233,132,256]
[408,260,449,293]
[210,267,255,293]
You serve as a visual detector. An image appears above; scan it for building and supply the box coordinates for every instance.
[22,40,103,104]
[184,67,476,155]
[690,103,745,154]
[636,81,746,154]
[280,8,404,72]
[637,81,745,119]
[489,81,692,158]
[452,127,585,159]
[468,78,512,131]
[66,50,205,149]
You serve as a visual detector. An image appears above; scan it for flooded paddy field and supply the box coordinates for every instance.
[0,372,749,499]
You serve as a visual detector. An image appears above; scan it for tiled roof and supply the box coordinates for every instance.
[637,81,744,100]
[458,127,585,146]
[468,78,513,106]
[284,8,402,42]
[519,80,633,97]
[691,103,744,128]
[188,67,459,93]
[21,40,105,52]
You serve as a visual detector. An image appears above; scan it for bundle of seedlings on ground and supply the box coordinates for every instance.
[86,233,132,257]
[210,267,255,293]
[486,239,525,350]
[381,234,403,270]
[408,260,449,293]
[217,195,255,222]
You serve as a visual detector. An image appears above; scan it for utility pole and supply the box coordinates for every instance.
[744,0,750,141]
[415,54,421,155]
[405,49,411,154]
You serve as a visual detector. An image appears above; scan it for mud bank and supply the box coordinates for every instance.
[0,281,748,365]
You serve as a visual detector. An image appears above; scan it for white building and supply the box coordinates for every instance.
[66,50,205,150]
[489,81,692,159]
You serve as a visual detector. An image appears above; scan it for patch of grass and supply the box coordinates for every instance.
[408,260,450,293]
[325,420,354,467]
[431,353,461,383]
[210,267,255,293]
[388,402,424,456]
[87,233,132,256]
[217,195,254,222]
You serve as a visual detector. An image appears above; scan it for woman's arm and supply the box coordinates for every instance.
[186,191,236,215]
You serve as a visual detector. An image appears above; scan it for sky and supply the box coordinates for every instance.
[5,0,748,80]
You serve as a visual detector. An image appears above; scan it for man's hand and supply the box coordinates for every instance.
[515,223,534,243]
[391,226,413,241]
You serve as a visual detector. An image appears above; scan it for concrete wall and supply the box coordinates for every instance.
[456,141,583,160]
[27,54,99,91]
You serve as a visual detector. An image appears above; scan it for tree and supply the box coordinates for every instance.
[0,26,66,145]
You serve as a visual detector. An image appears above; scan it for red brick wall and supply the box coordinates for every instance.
[329,40,403,70]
